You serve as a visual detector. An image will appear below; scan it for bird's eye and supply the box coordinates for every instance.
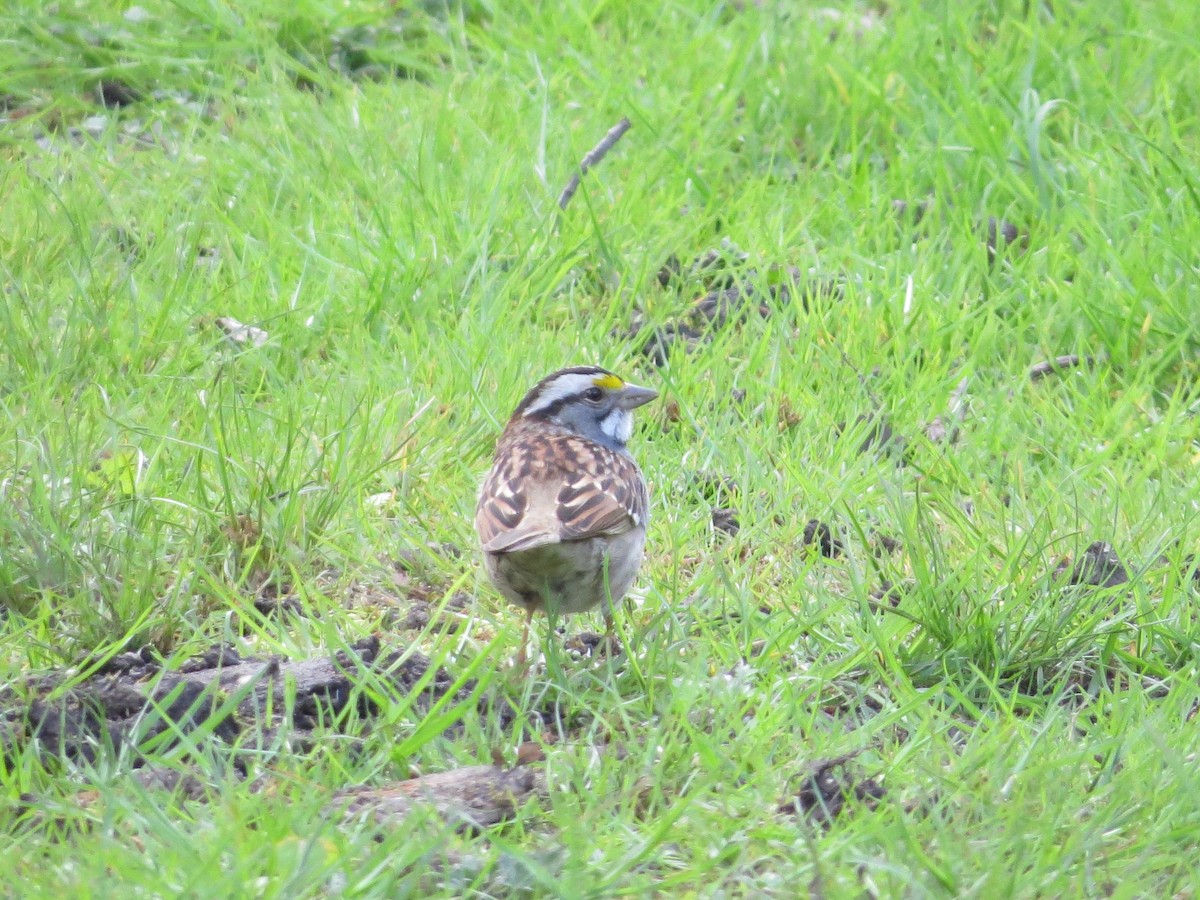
[584,387,604,403]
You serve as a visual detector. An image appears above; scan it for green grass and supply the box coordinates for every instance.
[3,0,1200,895]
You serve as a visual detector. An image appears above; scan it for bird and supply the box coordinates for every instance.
[475,366,658,666]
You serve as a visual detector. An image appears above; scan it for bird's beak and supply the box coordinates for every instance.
[617,382,659,410]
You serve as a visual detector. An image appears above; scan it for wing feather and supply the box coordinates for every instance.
[476,433,648,554]
[475,462,528,549]
[556,452,646,539]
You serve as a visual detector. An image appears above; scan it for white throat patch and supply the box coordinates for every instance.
[600,409,633,444]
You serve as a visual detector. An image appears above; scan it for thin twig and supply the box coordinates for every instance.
[557,116,632,211]
[833,344,883,411]
[1029,354,1099,382]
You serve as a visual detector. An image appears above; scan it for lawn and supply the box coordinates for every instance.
[2,0,1200,896]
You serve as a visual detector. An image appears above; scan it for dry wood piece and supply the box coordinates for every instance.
[557,117,632,211]
[4,638,478,766]
[333,763,547,831]
[1029,354,1098,382]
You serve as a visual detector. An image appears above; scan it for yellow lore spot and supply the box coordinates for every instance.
[593,373,624,390]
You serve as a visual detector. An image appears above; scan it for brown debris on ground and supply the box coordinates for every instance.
[400,593,470,633]
[836,413,907,460]
[252,582,308,618]
[94,79,142,108]
[778,752,887,827]
[712,507,740,536]
[688,471,740,503]
[18,755,548,838]
[333,761,547,832]
[1,638,491,769]
[390,543,463,601]
[870,530,903,555]
[892,197,932,230]
[984,216,1029,265]
[632,242,845,366]
[891,198,1030,266]
[802,519,845,559]
[385,544,473,632]
[869,579,913,612]
[1055,541,1130,589]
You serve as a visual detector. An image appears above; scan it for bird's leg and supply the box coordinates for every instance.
[601,610,625,658]
[600,557,622,657]
[515,606,533,670]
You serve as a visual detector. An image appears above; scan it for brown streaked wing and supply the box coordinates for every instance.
[475,455,529,549]
[556,447,647,540]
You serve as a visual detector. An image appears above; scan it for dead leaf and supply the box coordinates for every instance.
[215,316,268,348]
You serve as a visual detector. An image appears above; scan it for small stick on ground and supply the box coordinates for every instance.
[832,344,883,410]
[557,116,632,211]
[1029,354,1099,382]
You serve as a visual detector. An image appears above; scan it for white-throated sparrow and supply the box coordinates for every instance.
[476,366,657,664]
